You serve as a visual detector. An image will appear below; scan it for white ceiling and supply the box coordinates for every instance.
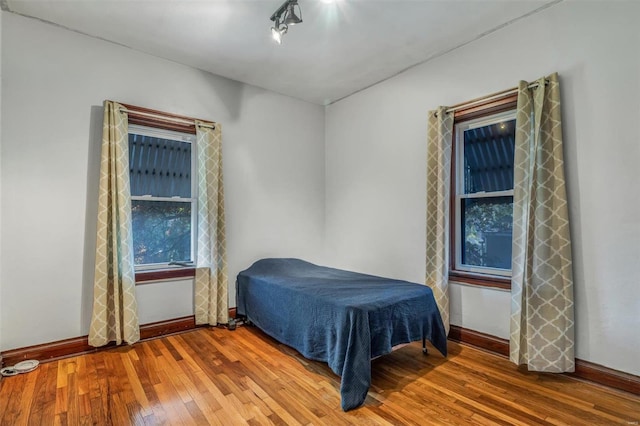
[4,0,559,105]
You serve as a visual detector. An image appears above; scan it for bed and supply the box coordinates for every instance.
[236,258,448,411]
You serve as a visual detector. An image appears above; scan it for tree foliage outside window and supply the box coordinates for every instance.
[131,200,191,265]
[462,197,513,269]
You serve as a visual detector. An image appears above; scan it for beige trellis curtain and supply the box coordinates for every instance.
[89,101,140,347]
[510,73,575,372]
[194,121,228,326]
[426,106,454,334]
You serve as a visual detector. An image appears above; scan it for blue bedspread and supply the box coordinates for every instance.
[236,258,448,411]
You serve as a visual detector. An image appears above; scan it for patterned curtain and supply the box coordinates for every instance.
[510,73,575,372]
[426,107,454,334]
[89,101,140,347]
[194,121,228,326]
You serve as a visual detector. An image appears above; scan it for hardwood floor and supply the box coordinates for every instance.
[0,326,638,425]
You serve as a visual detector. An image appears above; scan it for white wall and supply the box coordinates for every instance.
[325,1,640,375]
[0,12,326,350]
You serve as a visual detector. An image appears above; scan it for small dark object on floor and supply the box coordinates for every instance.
[228,318,237,331]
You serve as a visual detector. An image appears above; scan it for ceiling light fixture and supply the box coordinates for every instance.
[270,0,303,44]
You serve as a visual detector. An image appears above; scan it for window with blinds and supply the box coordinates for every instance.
[128,125,196,268]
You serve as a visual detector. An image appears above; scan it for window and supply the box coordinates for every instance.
[129,125,196,270]
[450,94,517,289]
[118,102,212,283]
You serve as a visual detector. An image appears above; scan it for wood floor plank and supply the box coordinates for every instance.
[153,368,196,425]
[120,352,153,417]
[26,362,57,425]
[64,360,80,426]
[1,326,638,426]
[260,396,303,426]
[177,377,224,426]
[241,387,276,421]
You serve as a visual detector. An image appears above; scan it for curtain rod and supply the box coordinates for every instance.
[117,106,215,130]
[443,80,547,115]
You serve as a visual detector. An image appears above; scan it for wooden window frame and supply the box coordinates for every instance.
[120,102,202,135]
[135,267,196,284]
[449,93,517,290]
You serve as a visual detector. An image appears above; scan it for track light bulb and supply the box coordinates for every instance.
[271,27,282,44]
[271,24,287,44]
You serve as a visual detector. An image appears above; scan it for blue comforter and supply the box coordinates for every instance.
[236,258,448,411]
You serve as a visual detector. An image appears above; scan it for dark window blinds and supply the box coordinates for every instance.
[128,134,192,198]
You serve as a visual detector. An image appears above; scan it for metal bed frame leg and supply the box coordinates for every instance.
[422,337,428,355]
[235,314,253,326]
